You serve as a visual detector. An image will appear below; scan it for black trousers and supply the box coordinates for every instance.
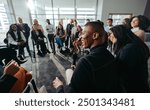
[65,35,73,48]
[47,34,55,53]
[36,39,47,55]
[24,37,31,56]
[9,44,25,58]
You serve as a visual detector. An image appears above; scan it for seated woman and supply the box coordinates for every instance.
[108,25,150,92]
[31,19,50,57]
[130,15,150,41]
[55,23,65,52]
[6,24,26,60]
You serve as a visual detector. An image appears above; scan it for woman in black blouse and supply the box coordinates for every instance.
[108,25,150,92]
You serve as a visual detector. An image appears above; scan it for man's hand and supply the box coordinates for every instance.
[4,60,20,76]
[18,41,25,46]
[53,77,63,89]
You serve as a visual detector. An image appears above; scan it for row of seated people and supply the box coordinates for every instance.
[4,17,50,61]
[4,17,31,60]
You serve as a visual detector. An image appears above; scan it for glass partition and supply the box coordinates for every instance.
[0,0,15,46]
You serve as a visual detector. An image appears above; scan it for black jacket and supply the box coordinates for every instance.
[31,30,45,43]
[117,42,150,92]
[57,44,122,93]
[66,24,73,36]
[17,23,30,39]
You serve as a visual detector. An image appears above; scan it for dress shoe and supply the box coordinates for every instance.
[14,58,27,64]
[37,50,44,57]
[18,55,25,60]
[46,49,51,54]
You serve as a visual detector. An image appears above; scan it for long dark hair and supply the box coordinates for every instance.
[110,25,150,59]
[130,15,150,31]
[6,24,20,37]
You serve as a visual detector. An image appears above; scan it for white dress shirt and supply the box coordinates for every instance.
[7,31,26,45]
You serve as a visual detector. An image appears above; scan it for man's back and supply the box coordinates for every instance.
[70,44,121,92]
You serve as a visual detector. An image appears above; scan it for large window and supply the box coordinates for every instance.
[0,0,15,31]
[76,0,96,26]
[77,8,96,26]
[28,0,47,28]
[28,0,97,29]
[109,13,132,26]
[0,0,15,45]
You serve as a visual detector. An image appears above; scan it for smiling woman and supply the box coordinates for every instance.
[108,31,117,44]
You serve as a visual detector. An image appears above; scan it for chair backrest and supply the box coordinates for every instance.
[23,79,38,93]
[23,83,31,93]
[30,79,38,93]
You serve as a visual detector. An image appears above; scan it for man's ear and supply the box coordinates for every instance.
[92,33,99,40]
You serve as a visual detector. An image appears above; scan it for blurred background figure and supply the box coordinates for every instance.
[65,19,74,49]
[122,18,131,29]
[105,18,113,32]
[31,19,50,57]
[130,15,150,41]
[55,22,65,53]
[46,19,55,54]
[85,19,90,24]
[17,17,31,58]
[6,24,26,60]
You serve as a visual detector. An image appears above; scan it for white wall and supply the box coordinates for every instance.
[12,0,31,26]
[97,0,147,25]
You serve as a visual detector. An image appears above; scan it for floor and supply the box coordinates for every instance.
[22,48,74,93]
